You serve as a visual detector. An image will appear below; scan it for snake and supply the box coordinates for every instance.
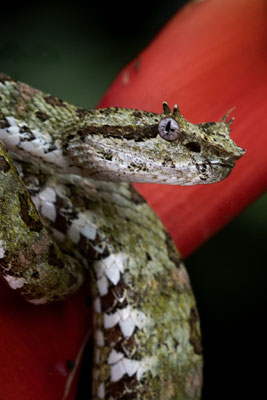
[0,72,245,400]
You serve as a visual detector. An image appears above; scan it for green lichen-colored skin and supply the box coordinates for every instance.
[0,73,244,185]
[0,73,245,399]
[0,73,78,135]
[0,141,84,303]
[62,104,245,184]
[91,191,202,400]
[5,164,202,399]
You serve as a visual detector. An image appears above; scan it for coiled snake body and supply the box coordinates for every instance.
[0,73,245,399]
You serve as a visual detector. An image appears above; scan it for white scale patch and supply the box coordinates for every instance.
[39,187,57,222]
[97,382,105,399]
[94,253,126,299]
[104,306,147,339]
[28,297,48,305]
[0,116,75,171]
[96,275,108,297]
[0,240,6,259]
[107,349,147,382]
[94,297,101,313]
[93,253,150,385]
[31,186,57,222]
[94,253,125,286]
[3,274,26,290]
[94,254,147,337]
[67,212,97,244]
[107,349,124,364]
[96,329,105,347]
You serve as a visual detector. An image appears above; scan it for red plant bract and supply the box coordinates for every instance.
[1,0,266,399]
[0,284,91,400]
[100,0,267,257]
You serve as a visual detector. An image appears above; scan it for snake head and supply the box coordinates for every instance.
[64,102,245,185]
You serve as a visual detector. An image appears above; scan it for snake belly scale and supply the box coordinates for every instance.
[0,73,245,399]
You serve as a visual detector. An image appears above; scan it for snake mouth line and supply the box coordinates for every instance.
[209,161,235,168]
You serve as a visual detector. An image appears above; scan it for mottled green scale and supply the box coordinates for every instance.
[0,73,245,399]
[0,141,84,303]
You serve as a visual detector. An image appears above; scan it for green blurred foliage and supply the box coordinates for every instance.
[0,1,187,106]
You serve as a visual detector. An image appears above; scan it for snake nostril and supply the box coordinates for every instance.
[185,142,201,153]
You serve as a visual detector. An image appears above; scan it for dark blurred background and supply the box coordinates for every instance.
[0,1,266,399]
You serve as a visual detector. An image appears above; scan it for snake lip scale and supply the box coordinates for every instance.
[0,73,245,399]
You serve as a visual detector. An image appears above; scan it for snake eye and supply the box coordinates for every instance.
[158,118,179,141]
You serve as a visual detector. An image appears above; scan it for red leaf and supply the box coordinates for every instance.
[0,282,91,400]
[99,0,267,257]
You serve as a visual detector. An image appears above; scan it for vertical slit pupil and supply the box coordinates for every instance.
[166,120,171,132]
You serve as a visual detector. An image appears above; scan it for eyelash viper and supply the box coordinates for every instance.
[0,73,245,399]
